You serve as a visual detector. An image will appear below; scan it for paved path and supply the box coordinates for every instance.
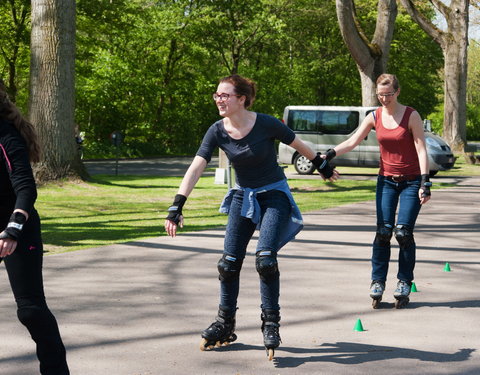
[1,175,479,374]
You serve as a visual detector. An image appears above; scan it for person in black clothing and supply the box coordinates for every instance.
[165,74,338,359]
[0,80,69,374]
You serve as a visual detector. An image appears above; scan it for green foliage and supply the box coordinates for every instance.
[466,40,480,139]
[468,41,480,105]
[428,40,480,140]
[466,103,480,140]
[427,104,444,135]
[0,0,31,108]
[1,0,451,157]
[388,12,443,117]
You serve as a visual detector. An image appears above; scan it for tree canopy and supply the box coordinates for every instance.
[1,0,478,161]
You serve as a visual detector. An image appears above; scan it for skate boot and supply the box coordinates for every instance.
[393,280,411,309]
[261,309,281,361]
[370,280,385,309]
[200,306,237,351]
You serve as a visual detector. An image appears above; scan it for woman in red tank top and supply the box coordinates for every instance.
[322,74,431,309]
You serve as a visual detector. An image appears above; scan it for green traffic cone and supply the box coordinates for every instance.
[411,282,418,292]
[444,262,451,272]
[353,318,365,332]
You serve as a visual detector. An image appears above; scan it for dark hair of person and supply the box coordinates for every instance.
[219,74,256,109]
[0,79,41,163]
[376,73,400,92]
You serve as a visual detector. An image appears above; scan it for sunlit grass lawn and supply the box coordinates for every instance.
[37,175,378,254]
[36,154,479,255]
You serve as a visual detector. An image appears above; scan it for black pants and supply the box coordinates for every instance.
[1,210,69,375]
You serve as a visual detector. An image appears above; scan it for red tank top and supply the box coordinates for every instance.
[375,106,420,176]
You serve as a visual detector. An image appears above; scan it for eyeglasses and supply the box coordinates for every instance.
[376,91,397,98]
[213,93,241,101]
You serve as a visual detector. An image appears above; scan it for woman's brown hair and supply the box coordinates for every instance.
[219,74,257,109]
[0,80,41,163]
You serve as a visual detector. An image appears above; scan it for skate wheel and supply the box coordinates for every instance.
[200,338,215,351]
[199,338,208,351]
[267,348,274,361]
[395,297,409,309]
[372,298,381,309]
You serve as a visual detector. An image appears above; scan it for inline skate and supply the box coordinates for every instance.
[393,280,411,309]
[261,309,281,361]
[370,280,385,309]
[200,306,237,351]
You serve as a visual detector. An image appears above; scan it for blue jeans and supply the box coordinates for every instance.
[372,176,422,283]
[220,189,291,312]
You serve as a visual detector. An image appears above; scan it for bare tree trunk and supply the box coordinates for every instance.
[29,0,88,182]
[399,0,469,152]
[336,0,397,106]
[443,34,468,151]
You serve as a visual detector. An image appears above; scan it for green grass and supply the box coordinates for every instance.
[36,155,479,255]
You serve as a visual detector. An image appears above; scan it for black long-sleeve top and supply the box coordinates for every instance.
[196,113,296,188]
[0,119,37,220]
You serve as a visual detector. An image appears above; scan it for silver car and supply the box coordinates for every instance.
[278,105,455,176]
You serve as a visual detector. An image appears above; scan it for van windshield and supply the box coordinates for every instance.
[288,110,360,134]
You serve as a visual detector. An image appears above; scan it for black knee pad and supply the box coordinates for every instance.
[374,224,393,247]
[17,305,45,328]
[394,225,414,248]
[217,254,243,282]
[256,250,279,282]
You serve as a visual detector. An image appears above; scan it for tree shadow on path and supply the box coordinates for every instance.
[271,342,475,368]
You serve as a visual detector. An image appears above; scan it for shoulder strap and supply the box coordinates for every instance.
[372,108,381,129]
[0,143,12,172]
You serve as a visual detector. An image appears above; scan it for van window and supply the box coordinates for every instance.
[319,111,359,134]
[287,110,320,132]
[287,110,360,134]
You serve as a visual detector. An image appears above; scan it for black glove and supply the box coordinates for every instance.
[325,148,336,161]
[420,174,432,197]
[166,194,187,225]
[311,152,335,179]
[0,212,27,241]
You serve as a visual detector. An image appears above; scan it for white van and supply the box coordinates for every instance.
[278,105,455,176]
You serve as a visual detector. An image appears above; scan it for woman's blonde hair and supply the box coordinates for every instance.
[376,73,400,91]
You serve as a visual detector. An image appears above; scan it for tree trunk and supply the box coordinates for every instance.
[336,0,397,106]
[443,33,468,151]
[29,0,88,182]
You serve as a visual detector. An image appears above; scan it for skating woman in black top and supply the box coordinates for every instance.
[165,74,337,359]
[0,79,69,374]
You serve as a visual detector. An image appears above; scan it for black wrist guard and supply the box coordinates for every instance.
[310,153,322,169]
[310,152,334,179]
[0,212,27,241]
[325,148,336,161]
[420,174,432,197]
[166,194,187,225]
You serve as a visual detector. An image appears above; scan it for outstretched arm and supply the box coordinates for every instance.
[164,156,208,237]
[288,136,339,182]
[333,112,375,156]
[177,156,208,197]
